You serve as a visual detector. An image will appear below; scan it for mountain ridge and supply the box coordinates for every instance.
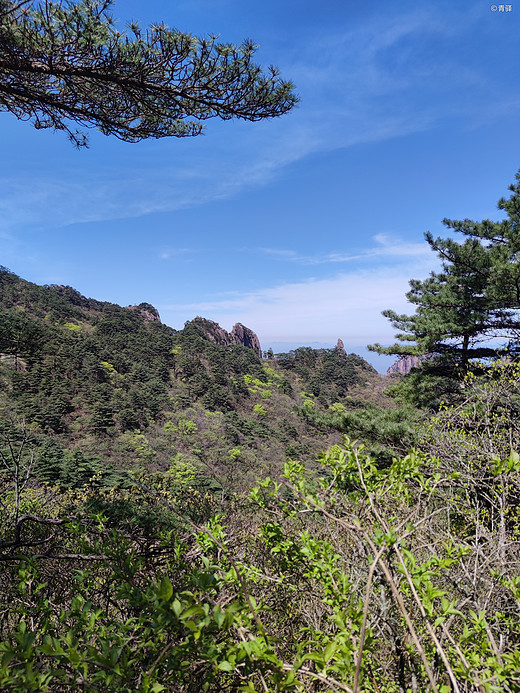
[1,267,403,492]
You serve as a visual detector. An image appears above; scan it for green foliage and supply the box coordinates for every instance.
[340,403,421,464]
[0,270,176,448]
[385,364,462,410]
[62,322,82,332]
[295,395,422,465]
[166,454,198,485]
[253,404,267,417]
[276,346,376,406]
[0,308,46,362]
[248,441,520,691]
[1,438,519,691]
[420,358,520,538]
[422,359,520,460]
[0,0,297,147]
[371,171,520,372]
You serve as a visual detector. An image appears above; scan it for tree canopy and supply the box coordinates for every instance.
[0,0,298,146]
[370,172,520,370]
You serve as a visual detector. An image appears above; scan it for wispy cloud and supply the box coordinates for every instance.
[160,269,409,345]
[159,248,192,260]
[159,249,437,346]
[0,127,321,231]
[260,233,433,265]
[3,4,512,232]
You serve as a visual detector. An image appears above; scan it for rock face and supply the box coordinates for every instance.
[189,317,262,357]
[335,338,346,355]
[387,354,428,375]
[230,323,262,357]
[0,354,27,371]
[127,302,161,322]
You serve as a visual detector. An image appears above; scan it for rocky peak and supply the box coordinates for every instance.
[190,317,232,345]
[127,302,161,322]
[188,317,261,357]
[335,338,346,355]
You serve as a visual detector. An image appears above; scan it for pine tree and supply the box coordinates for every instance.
[0,0,297,146]
[370,172,520,369]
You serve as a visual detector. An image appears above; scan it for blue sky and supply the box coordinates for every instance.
[2,0,520,370]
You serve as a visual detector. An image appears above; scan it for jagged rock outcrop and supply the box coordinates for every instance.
[190,317,233,345]
[230,323,262,357]
[189,317,262,357]
[127,302,161,322]
[335,338,346,355]
[387,354,430,375]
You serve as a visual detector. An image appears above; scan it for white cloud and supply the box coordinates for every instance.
[160,256,436,347]
[2,2,517,237]
[2,5,509,233]
[260,234,434,265]
[159,248,191,260]
[0,128,320,231]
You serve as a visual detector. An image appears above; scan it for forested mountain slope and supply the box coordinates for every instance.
[0,266,390,491]
[2,266,520,692]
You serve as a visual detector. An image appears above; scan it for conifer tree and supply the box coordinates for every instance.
[0,0,297,146]
[370,172,520,369]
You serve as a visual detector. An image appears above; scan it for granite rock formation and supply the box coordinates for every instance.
[189,317,262,357]
[335,338,346,355]
[127,302,161,322]
[231,323,262,357]
[387,354,429,375]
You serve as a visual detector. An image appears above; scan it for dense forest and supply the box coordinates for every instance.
[1,173,520,693]
[0,268,387,491]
